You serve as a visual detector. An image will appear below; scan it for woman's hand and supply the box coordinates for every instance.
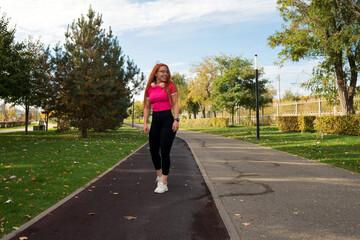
[172,120,179,132]
[143,124,150,135]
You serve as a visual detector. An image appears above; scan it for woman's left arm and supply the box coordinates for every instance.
[172,93,179,132]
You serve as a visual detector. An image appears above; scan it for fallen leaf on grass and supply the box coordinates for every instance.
[242,222,251,226]
[124,216,137,220]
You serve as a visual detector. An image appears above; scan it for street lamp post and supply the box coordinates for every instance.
[132,98,135,128]
[255,54,260,141]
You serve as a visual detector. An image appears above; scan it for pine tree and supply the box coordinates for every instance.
[59,7,143,137]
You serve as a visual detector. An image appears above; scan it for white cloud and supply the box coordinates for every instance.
[1,0,277,44]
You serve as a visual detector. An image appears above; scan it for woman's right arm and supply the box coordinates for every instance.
[143,99,151,135]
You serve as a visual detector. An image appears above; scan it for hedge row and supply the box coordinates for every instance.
[277,116,316,133]
[277,115,360,136]
[181,117,229,128]
[315,115,360,136]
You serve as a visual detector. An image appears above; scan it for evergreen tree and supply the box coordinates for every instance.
[59,7,144,137]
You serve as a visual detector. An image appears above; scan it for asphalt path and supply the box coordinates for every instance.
[177,130,360,240]
[0,124,56,133]
[4,137,229,240]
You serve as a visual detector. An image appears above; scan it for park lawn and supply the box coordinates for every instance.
[0,126,148,237]
[182,125,360,174]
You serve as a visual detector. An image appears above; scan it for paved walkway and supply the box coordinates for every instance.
[177,130,360,240]
[2,124,360,240]
[2,132,229,240]
[0,124,56,133]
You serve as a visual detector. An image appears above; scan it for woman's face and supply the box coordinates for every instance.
[155,66,169,83]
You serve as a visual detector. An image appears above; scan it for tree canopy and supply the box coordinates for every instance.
[268,0,360,115]
[211,55,271,124]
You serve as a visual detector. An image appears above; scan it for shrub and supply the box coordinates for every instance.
[315,115,360,136]
[298,116,316,132]
[215,118,229,127]
[276,116,299,132]
[181,117,229,128]
[181,118,212,127]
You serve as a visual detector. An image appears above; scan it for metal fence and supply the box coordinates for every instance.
[185,97,360,125]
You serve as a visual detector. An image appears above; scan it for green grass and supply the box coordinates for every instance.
[0,126,148,236]
[182,125,360,174]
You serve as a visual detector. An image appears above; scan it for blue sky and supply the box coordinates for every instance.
[1,0,317,101]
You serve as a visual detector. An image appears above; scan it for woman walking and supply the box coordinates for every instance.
[143,63,180,193]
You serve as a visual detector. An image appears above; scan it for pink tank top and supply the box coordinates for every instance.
[146,82,178,112]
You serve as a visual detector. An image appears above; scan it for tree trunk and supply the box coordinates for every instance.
[25,103,29,135]
[202,107,206,118]
[347,54,357,114]
[46,112,49,132]
[335,53,354,115]
[82,127,87,138]
[231,107,235,125]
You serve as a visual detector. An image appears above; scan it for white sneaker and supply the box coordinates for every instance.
[154,182,168,193]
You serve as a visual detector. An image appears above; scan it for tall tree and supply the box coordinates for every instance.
[268,0,360,115]
[282,89,301,102]
[0,10,24,103]
[2,35,45,134]
[59,7,144,137]
[188,56,217,118]
[211,55,271,124]
[171,72,188,115]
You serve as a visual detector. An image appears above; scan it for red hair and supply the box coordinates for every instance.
[143,63,174,108]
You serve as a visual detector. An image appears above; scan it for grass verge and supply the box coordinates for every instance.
[181,125,360,174]
[0,125,148,237]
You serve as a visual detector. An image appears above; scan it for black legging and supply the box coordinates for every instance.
[149,110,176,175]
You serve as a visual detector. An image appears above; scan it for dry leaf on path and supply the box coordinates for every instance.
[19,237,28,240]
[124,216,137,220]
[242,222,251,226]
